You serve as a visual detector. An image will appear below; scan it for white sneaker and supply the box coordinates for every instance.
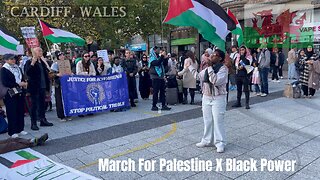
[196,142,212,148]
[260,93,267,97]
[60,118,67,122]
[19,131,28,135]
[256,92,261,96]
[11,134,19,138]
[276,80,281,83]
[280,76,284,79]
[217,146,225,153]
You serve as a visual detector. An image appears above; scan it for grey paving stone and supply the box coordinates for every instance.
[172,145,211,159]
[147,142,178,155]
[127,149,158,161]
[287,171,320,180]
[78,152,106,165]
[80,143,110,154]
[158,168,196,180]
[235,170,289,180]
[60,158,84,169]
[55,149,88,161]
[248,133,274,144]
[137,173,168,180]
[233,138,265,151]
[47,154,62,163]
[102,137,131,148]
[186,171,230,180]
[100,171,142,180]
[166,137,195,149]
[246,142,293,160]
[103,146,130,157]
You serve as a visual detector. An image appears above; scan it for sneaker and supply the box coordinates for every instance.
[308,95,312,99]
[19,131,28,135]
[11,134,19,138]
[256,92,261,96]
[280,76,284,79]
[34,133,49,146]
[66,117,73,121]
[272,80,276,82]
[196,142,212,148]
[161,106,171,111]
[260,93,267,97]
[217,146,225,153]
[151,106,159,111]
[31,124,39,131]
[276,80,281,83]
[60,118,67,122]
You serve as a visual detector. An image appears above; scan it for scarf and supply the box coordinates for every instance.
[148,48,164,77]
[3,63,22,84]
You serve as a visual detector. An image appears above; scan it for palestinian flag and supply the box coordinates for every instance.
[0,27,19,51]
[227,8,244,46]
[39,20,85,46]
[164,0,236,51]
[0,150,39,168]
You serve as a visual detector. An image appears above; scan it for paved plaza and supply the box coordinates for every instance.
[1,77,320,180]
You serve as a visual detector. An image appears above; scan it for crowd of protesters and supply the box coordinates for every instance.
[1,44,320,156]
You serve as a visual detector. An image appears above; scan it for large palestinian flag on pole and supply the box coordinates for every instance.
[39,20,85,46]
[227,8,244,46]
[163,0,236,51]
[0,27,20,51]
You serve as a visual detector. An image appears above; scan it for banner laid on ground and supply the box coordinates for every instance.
[0,148,100,180]
[60,72,130,116]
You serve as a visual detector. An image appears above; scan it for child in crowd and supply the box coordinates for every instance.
[252,61,261,96]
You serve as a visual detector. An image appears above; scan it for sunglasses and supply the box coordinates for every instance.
[84,55,90,58]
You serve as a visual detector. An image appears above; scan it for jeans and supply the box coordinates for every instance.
[152,79,166,107]
[200,95,227,149]
[254,84,260,93]
[260,68,269,94]
[272,66,279,80]
[288,63,298,79]
[30,88,46,125]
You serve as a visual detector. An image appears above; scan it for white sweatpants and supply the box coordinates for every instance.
[201,95,227,148]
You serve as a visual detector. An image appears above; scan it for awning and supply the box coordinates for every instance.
[171,38,196,46]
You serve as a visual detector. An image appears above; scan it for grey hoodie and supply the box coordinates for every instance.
[258,49,271,69]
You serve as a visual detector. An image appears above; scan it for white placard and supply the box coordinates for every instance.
[97,50,109,63]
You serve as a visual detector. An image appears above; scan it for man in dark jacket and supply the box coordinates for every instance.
[123,50,138,107]
[270,48,285,82]
[25,47,53,130]
[149,47,171,111]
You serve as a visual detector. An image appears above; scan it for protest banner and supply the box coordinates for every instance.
[60,72,130,116]
[0,148,99,180]
[97,50,109,63]
[20,27,40,48]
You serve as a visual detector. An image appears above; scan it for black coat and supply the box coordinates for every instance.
[0,67,25,95]
[271,52,285,66]
[25,59,50,93]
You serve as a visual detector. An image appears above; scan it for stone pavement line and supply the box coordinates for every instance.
[77,121,177,170]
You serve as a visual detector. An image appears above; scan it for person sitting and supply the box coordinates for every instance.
[0,133,48,154]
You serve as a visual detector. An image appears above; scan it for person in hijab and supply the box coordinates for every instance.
[149,47,171,111]
[298,45,318,97]
[139,54,152,100]
[1,54,28,138]
[232,46,251,109]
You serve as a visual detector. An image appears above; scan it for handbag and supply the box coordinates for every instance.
[8,87,23,97]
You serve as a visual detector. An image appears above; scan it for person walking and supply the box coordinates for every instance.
[287,46,298,79]
[188,49,228,153]
[149,47,171,111]
[1,54,28,138]
[25,47,53,131]
[178,50,198,105]
[258,47,271,97]
[232,46,251,109]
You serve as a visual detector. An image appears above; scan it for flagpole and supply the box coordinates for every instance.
[37,17,54,61]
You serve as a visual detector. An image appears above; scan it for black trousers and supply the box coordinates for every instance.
[236,76,250,104]
[30,88,46,125]
[301,85,316,96]
[272,66,279,80]
[4,93,25,136]
[127,76,137,104]
[152,78,166,107]
[183,88,196,102]
[279,65,283,77]
[55,86,65,119]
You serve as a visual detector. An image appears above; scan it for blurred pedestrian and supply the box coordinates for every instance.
[139,54,151,100]
[287,46,298,79]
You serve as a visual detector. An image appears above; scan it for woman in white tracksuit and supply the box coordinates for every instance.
[186,49,228,153]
